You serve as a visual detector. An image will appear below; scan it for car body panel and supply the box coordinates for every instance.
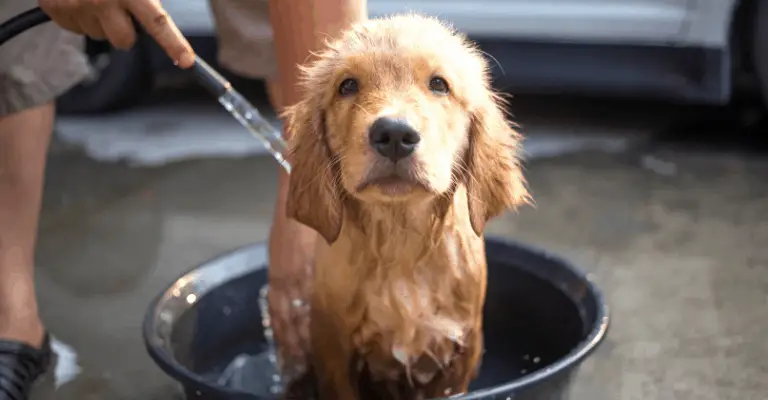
[683,0,740,48]
[163,0,738,47]
[162,0,215,35]
[156,0,745,104]
[369,1,689,44]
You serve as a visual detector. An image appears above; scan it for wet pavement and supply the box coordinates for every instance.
[29,90,768,400]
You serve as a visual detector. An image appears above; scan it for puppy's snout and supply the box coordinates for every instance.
[368,117,421,162]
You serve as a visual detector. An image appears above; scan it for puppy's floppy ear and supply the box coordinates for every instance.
[465,91,531,236]
[283,94,343,245]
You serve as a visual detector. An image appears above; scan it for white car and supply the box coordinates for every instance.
[58,0,764,114]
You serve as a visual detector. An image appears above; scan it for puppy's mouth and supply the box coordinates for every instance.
[356,173,430,198]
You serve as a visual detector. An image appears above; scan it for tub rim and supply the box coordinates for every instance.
[143,236,610,399]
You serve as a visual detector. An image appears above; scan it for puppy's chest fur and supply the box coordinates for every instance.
[316,205,486,395]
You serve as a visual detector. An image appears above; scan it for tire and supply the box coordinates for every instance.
[56,36,151,114]
[754,0,768,108]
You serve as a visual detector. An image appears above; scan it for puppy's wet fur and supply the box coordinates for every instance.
[283,14,530,400]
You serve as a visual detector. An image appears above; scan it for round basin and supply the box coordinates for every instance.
[144,237,609,399]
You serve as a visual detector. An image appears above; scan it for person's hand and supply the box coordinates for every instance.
[266,174,317,381]
[38,0,195,68]
[267,221,315,381]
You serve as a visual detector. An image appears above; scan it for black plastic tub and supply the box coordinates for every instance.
[144,237,609,399]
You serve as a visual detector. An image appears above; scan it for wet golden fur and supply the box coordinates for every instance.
[283,14,530,400]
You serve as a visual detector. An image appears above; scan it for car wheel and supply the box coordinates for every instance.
[754,0,768,108]
[57,36,151,114]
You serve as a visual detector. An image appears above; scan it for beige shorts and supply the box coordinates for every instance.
[209,0,277,80]
[0,0,276,117]
[0,0,90,116]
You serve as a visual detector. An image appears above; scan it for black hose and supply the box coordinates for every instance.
[0,7,51,47]
[0,7,231,100]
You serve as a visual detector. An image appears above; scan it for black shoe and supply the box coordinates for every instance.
[0,334,52,400]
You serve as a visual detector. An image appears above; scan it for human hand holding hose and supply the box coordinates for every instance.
[38,0,195,68]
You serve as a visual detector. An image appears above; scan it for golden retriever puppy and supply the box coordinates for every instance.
[283,13,530,400]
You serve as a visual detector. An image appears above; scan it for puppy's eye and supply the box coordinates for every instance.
[339,78,359,96]
[429,76,449,94]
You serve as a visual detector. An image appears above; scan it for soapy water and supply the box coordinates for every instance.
[216,350,284,396]
[217,285,284,396]
[211,287,545,398]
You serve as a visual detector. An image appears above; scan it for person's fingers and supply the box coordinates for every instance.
[268,287,308,361]
[97,8,136,49]
[125,0,195,68]
[272,320,301,372]
[289,289,311,351]
[266,248,314,376]
[59,14,85,34]
[270,293,298,348]
[77,13,106,40]
[38,0,82,33]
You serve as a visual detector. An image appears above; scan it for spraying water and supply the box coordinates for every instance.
[193,57,292,173]
[218,90,292,173]
[192,59,290,395]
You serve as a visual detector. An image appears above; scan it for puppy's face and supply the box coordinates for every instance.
[285,15,530,243]
[324,35,474,203]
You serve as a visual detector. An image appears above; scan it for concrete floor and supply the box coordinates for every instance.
[28,96,768,400]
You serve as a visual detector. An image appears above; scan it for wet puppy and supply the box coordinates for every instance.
[283,14,530,400]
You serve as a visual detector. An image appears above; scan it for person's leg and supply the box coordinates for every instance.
[0,1,90,396]
[0,104,54,347]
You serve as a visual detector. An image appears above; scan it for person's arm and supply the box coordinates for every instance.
[265,0,367,377]
[267,0,367,224]
[268,0,367,204]
[268,0,367,113]
[268,0,367,227]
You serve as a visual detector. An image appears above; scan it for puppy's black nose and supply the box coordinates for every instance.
[368,117,421,162]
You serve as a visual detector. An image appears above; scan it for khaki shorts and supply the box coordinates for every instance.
[0,0,276,117]
[0,0,90,117]
[210,0,277,80]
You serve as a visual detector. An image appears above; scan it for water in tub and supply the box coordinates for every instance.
[216,285,284,396]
